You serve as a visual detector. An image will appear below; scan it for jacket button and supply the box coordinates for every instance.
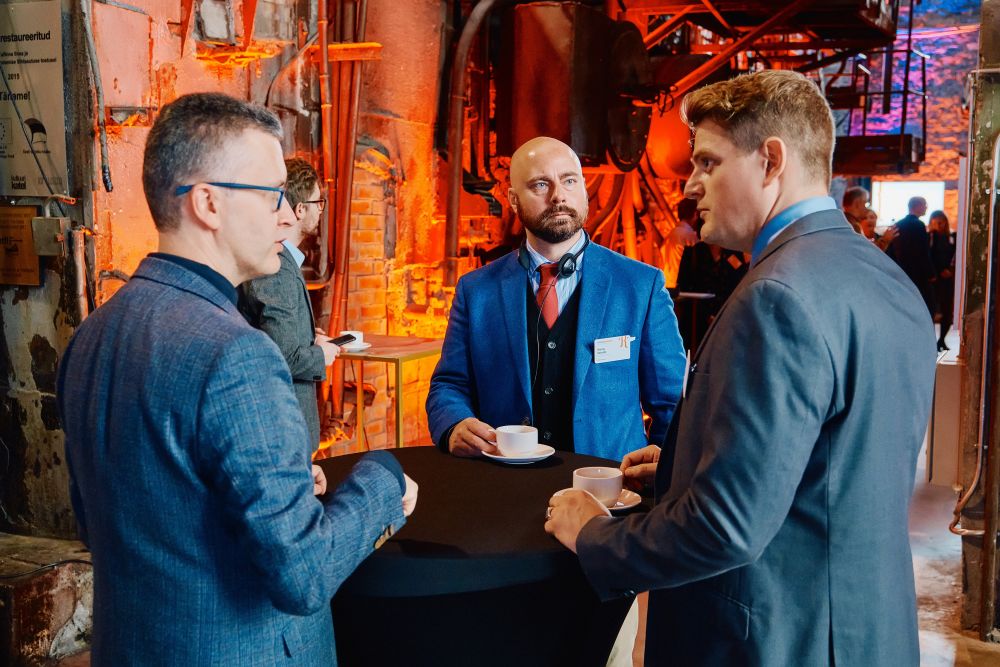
[543,431,552,440]
[547,341,557,350]
[544,387,553,395]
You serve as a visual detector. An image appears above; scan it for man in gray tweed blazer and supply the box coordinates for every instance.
[239,157,336,450]
[57,93,417,666]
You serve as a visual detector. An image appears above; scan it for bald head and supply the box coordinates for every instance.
[510,137,582,188]
[508,137,588,246]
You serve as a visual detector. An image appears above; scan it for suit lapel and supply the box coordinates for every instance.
[498,256,532,410]
[280,247,316,327]
[573,247,610,408]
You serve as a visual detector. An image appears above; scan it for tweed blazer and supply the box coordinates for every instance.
[239,247,326,448]
[578,210,936,666]
[57,256,405,666]
[426,242,686,461]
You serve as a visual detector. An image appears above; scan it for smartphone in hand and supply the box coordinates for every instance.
[328,334,356,346]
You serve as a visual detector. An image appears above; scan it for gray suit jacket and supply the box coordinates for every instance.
[57,257,405,666]
[239,247,326,448]
[578,210,935,666]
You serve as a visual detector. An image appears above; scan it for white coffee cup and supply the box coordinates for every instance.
[340,330,364,348]
[495,425,538,457]
[573,467,623,507]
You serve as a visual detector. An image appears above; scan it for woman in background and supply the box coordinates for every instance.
[928,210,955,351]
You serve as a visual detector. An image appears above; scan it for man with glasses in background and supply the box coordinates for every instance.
[57,93,417,665]
[239,156,338,453]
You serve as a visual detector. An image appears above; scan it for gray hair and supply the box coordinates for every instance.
[142,93,282,231]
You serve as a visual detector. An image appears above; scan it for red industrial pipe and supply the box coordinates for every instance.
[328,0,368,337]
[319,0,335,279]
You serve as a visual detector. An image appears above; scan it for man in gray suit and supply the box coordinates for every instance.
[239,157,336,451]
[546,70,935,666]
[57,93,417,666]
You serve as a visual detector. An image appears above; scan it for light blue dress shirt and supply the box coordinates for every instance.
[283,240,306,268]
[751,196,838,264]
[524,232,587,316]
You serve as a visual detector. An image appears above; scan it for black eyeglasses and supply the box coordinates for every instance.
[302,198,326,211]
[174,182,286,212]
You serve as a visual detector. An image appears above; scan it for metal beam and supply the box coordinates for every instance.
[670,0,816,100]
[643,7,695,47]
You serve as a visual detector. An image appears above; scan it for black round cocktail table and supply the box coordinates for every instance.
[319,446,643,667]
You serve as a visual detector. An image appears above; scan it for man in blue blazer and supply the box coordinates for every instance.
[57,93,417,666]
[426,136,685,462]
[546,71,935,665]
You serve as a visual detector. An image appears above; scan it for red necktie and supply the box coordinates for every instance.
[537,263,560,329]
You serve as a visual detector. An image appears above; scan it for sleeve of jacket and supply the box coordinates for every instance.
[425,277,478,445]
[576,278,834,599]
[242,267,326,383]
[638,271,686,446]
[198,332,404,615]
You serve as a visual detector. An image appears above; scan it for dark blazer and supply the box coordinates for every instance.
[426,242,686,461]
[57,257,405,666]
[239,246,326,448]
[888,213,935,313]
[577,210,935,666]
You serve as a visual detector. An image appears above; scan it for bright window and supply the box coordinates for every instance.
[870,181,945,230]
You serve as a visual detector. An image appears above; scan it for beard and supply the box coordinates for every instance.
[520,204,587,244]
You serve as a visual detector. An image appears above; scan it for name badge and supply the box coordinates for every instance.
[594,335,634,364]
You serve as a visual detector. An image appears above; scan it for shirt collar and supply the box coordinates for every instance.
[525,231,588,273]
[282,240,306,267]
[148,252,238,306]
[751,196,838,262]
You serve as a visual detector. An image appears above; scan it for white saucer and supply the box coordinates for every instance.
[554,488,642,513]
[341,342,372,352]
[482,445,555,464]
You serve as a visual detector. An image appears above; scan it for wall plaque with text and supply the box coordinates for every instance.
[0,204,39,284]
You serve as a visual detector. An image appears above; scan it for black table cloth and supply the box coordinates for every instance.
[319,446,643,667]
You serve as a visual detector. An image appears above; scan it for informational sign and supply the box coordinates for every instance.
[0,0,66,197]
[0,204,39,284]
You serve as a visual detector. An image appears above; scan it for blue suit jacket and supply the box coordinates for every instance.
[426,243,685,461]
[578,211,936,666]
[57,257,405,666]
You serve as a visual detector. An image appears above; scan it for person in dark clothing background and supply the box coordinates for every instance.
[928,210,955,351]
[888,196,936,315]
[674,197,748,350]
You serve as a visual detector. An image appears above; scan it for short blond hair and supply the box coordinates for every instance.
[681,69,835,186]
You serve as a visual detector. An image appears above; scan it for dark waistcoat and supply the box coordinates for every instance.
[527,281,582,451]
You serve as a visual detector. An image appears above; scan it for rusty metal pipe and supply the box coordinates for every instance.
[978,130,1000,638]
[72,229,90,322]
[951,130,1000,539]
[329,0,368,337]
[445,0,514,286]
[586,173,626,237]
[318,0,334,280]
[620,172,639,259]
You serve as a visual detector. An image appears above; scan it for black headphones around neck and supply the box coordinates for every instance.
[517,233,590,278]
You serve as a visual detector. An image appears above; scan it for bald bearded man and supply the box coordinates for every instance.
[426,137,685,461]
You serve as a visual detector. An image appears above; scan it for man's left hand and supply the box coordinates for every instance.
[312,465,327,496]
[544,489,609,554]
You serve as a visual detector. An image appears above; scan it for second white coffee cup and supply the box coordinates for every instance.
[495,425,538,457]
[573,467,623,507]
